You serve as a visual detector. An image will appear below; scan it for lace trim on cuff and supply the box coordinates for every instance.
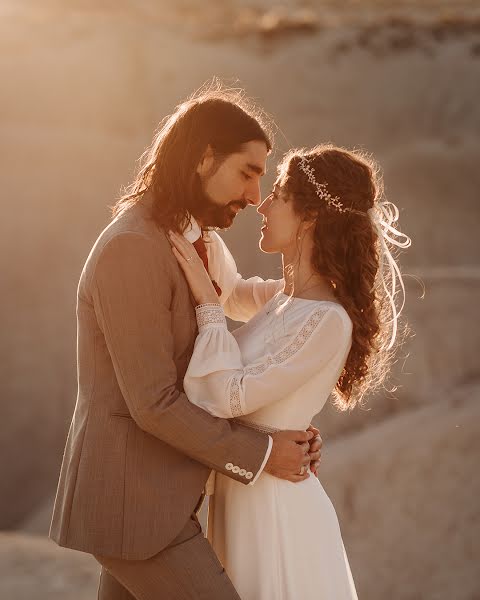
[195,303,226,329]
[229,376,242,417]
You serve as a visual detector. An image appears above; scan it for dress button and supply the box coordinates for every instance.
[245,472,253,480]
[232,466,240,474]
[239,469,246,476]
[225,463,234,471]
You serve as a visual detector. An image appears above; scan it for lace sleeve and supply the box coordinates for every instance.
[184,304,351,419]
[228,307,330,416]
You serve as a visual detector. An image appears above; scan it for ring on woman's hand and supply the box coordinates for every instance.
[186,256,194,262]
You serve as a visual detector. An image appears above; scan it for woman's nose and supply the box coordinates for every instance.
[257,195,271,215]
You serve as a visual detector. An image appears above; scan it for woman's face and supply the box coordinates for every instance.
[257,177,303,254]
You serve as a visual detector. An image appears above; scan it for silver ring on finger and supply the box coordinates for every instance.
[186,256,194,262]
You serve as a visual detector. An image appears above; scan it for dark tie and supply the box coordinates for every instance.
[193,237,222,297]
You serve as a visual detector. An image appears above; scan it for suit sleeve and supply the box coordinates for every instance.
[90,232,270,485]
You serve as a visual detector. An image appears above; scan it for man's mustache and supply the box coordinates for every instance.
[227,200,248,211]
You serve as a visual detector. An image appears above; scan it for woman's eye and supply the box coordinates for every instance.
[242,171,252,180]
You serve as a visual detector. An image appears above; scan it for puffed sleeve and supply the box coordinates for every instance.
[184,303,351,419]
[206,231,283,322]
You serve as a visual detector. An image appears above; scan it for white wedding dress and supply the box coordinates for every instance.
[182,232,359,600]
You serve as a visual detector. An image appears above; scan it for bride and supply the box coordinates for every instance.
[169,144,411,599]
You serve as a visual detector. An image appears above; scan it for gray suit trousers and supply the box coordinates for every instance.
[95,513,241,600]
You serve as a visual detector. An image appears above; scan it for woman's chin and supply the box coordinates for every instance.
[259,234,276,254]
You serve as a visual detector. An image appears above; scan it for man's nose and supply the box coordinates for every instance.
[246,182,262,206]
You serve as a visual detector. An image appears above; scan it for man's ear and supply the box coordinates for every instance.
[196,144,215,177]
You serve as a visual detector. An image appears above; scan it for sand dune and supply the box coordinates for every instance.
[320,383,480,600]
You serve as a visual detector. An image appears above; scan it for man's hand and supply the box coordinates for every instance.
[264,430,314,483]
[306,424,323,478]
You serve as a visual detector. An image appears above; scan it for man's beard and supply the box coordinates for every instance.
[190,181,248,229]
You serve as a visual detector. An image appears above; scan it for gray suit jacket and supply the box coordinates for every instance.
[49,194,269,560]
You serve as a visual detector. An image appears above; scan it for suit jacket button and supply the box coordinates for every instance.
[239,469,246,476]
[225,463,234,470]
[232,466,240,474]
[245,472,253,480]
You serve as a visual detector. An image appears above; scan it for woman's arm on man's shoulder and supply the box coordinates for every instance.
[206,230,283,322]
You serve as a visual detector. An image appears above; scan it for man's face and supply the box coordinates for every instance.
[193,140,268,229]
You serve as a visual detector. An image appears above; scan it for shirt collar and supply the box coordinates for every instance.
[183,215,202,243]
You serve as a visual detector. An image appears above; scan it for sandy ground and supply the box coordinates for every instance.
[0,532,99,600]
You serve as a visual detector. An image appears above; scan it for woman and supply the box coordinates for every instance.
[169,144,411,599]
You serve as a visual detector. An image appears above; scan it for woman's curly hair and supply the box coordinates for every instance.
[280,144,409,410]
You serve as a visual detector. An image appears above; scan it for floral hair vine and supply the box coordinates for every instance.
[298,156,363,215]
[297,154,412,351]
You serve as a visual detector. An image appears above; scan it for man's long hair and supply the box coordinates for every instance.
[111,81,274,232]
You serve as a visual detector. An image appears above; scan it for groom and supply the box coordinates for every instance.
[49,85,323,599]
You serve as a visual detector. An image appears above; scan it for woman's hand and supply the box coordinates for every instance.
[168,231,219,305]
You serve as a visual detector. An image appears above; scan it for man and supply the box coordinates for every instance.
[50,84,322,599]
